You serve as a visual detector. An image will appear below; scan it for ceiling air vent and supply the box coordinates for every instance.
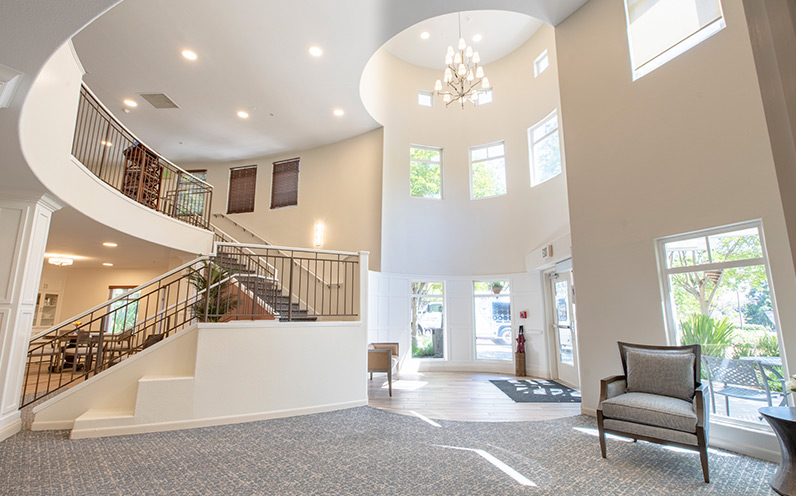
[138,93,179,109]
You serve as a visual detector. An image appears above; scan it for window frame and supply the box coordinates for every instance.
[472,280,513,362]
[655,220,786,431]
[534,49,549,77]
[409,144,443,200]
[475,89,493,106]
[226,165,257,214]
[529,110,562,186]
[410,280,446,360]
[469,140,508,200]
[417,90,434,107]
[270,158,300,210]
[624,0,726,81]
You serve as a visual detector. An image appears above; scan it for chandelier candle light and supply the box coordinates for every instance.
[434,13,490,108]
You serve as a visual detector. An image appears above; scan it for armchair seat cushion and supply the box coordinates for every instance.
[601,392,697,433]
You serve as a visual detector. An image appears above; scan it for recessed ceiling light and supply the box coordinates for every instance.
[102,262,114,267]
[102,242,118,247]
[100,141,112,147]
[308,46,323,57]
[420,32,430,40]
[332,108,344,117]
[181,49,198,61]
[237,110,249,119]
[123,99,137,107]
[472,34,483,43]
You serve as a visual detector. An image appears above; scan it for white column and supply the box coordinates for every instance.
[0,193,61,441]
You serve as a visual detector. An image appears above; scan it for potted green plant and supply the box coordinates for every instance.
[491,281,504,294]
[188,262,239,322]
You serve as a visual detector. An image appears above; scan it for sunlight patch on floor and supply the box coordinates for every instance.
[410,410,441,427]
[432,444,536,487]
[380,380,428,391]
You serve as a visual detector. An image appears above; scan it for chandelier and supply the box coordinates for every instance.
[434,13,490,108]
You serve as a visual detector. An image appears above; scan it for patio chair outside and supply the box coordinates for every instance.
[702,355,779,416]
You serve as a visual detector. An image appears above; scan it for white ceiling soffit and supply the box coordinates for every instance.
[71,0,588,165]
[384,11,544,70]
[46,207,189,269]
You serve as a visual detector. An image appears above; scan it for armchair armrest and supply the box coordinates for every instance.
[599,375,626,403]
[694,383,709,428]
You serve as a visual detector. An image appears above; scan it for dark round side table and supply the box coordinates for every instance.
[760,406,796,496]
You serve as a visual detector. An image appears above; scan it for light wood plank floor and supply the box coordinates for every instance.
[367,371,582,422]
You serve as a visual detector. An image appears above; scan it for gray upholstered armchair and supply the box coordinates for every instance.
[597,342,710,483]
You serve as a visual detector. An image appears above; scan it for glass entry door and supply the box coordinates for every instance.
[551,270,579,388]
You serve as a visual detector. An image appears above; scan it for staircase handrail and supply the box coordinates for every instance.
[78,85,213,190]
[210,223,279,279]
[212,213,341,288]
[30,255,210,342]
[213,241,358,257]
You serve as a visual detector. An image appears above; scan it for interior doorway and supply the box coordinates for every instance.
[547,263,580,389]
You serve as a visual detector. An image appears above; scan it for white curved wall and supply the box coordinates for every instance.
[363,24,569,276]
[18,42,213,255]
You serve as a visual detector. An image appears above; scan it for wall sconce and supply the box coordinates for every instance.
[314,221,325,248]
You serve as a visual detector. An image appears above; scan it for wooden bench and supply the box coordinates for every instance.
[368,343,399,396]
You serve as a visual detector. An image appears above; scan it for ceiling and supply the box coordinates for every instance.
[384,11,544,70]
[50,0,588,268]
[45,207,190,269]
[71,2,568,166]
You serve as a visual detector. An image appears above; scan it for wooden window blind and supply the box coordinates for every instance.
[271,158,300,209]
[227,165,257,214]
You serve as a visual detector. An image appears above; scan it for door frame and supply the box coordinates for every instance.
[543,264,580,389]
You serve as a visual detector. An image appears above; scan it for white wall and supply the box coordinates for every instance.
[18,42,214,256]
[32,321,367,436]
[362,24,570,276]
[556,0,796,423]
[189,129,383,271]
[368,270,548,377]
[38,263,174,326]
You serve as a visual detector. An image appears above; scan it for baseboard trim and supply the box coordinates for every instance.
[581,406,597,417]
[413,360,549,378]
[69,399,367,439]
[31,419,74,431]
[0,416,21,441]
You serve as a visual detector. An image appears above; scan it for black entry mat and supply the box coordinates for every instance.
[489,379,581,403]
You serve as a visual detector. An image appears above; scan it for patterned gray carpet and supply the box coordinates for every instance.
[0,407,777,495]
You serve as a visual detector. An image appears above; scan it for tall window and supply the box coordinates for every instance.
[410,146,442,199]
[106,286,139,334]
[529,110,562,186]
[658,223,782,425]
[176,170,207,217]
[410,282,444,359]
[473,281,512,360]
[227,165,257,214]
[271,158,300,209]
[625,0,725,80]
[470,141,507,199]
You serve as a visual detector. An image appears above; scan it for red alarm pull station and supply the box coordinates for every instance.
[520,311,527,319]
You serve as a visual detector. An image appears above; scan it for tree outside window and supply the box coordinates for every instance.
[410,146,442,199]
[470,142,507,199]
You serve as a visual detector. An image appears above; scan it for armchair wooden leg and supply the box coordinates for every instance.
[387,368,392,397]
[597,411,607,458]
[369,372,372,380]
[697,429,709,483]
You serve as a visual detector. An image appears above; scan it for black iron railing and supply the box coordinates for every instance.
[22,245,360,407]
[71,85,213,229]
